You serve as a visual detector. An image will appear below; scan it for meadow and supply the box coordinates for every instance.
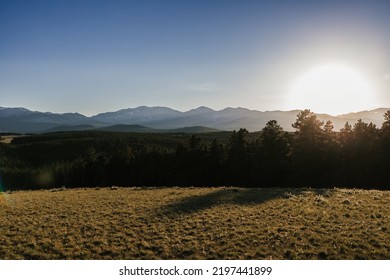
[1,187,388,259]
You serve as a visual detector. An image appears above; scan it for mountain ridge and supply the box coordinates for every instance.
[1,106,389,133]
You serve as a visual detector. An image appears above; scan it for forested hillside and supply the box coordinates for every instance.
[1,110,389,190]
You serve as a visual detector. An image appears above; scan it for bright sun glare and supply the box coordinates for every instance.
[287,63,375,115]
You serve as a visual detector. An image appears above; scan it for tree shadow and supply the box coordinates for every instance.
[159,187,335,217]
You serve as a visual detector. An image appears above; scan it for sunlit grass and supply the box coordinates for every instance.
[0,187,388,259]
[0,135,17,144]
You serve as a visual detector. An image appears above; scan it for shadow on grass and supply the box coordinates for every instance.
[160,187,335,216]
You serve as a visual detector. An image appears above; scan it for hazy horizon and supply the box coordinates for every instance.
[2,103,389,119]
[1,0,390,116]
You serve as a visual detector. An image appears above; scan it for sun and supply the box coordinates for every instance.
[287,63,376,115]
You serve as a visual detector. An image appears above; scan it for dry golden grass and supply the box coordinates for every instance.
[0,135,16,144]
[0,187,389,259]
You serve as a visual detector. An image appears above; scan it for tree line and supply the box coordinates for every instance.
[1,110,389,190]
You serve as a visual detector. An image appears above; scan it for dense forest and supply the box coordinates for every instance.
[1,109,390,190]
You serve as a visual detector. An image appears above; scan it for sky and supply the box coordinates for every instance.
[1,0,390,116]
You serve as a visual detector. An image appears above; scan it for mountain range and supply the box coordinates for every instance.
[0,106,389,133]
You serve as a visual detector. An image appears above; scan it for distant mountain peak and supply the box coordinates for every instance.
[196,106,214,110]
[185,106,215,114]
[0,106,33,118]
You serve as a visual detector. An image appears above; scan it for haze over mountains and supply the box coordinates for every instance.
[0,106,389,133]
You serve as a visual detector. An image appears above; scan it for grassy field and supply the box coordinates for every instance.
[0,187,389,259]
[0,135,17,144]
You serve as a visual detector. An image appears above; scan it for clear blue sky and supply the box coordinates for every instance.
[1,0,389,115]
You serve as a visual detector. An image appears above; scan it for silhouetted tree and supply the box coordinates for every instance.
[339,122,352,147]
[226,129,250,185]
[381,110,390,136]
[348,119,380,186]
[292,109,324,140]
[205,139,225,185]
[379,111,390,186]
[291,110,325,186]
[323,120,334,135]
[253,120,290,186]
[319,120,339,185]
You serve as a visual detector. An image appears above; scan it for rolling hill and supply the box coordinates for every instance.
[0,106,389,133]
